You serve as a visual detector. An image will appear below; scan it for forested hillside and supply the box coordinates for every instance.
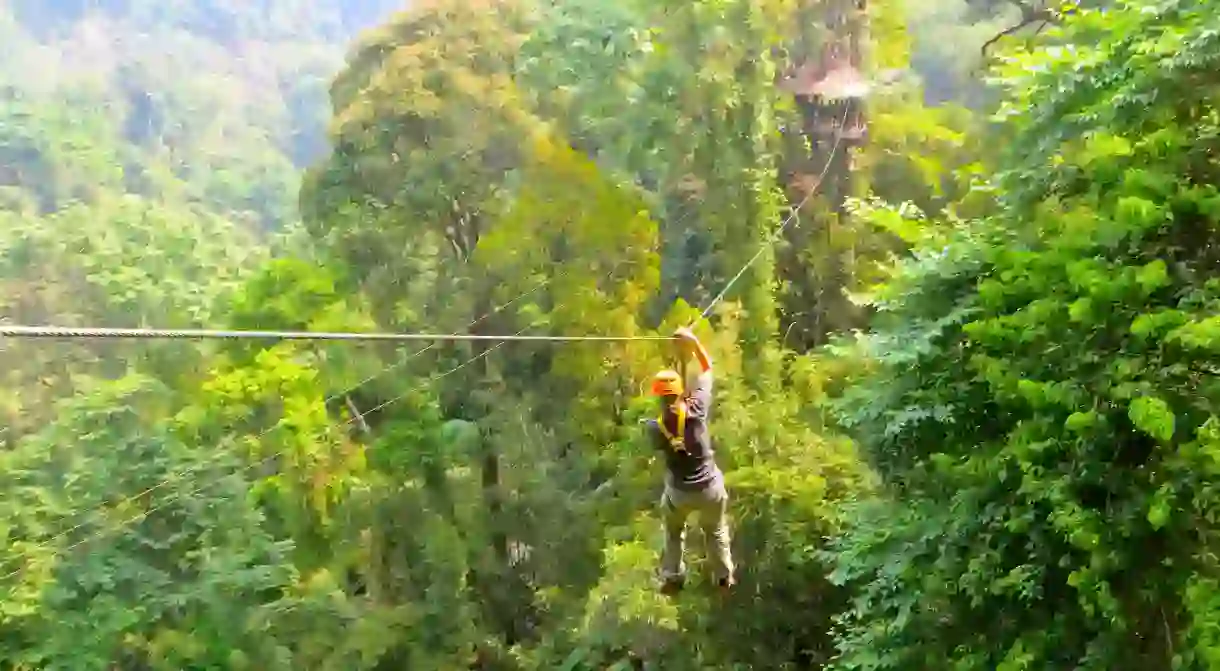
[0,0,400,224]
[2,0,1219,669]
[0,0,397,435]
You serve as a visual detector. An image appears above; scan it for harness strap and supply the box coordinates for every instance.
[657,402,687,453]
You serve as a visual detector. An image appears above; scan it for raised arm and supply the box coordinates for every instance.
[674,327,713,416]
[675,326,712,374]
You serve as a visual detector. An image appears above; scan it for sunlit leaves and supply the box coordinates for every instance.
[0,375,298,670]
[0,0,1098,668]
[827,0,1220,668]
[0,196,265,436]
[1128,395,1175,443]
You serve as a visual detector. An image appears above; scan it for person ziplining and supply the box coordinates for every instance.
[646,326,735,594]
[0,104,849,588]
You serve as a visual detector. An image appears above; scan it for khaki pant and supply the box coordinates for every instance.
[659,476,734,582]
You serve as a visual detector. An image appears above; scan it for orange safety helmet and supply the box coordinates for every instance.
[651,369,684,397]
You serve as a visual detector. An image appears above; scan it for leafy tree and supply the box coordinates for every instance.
[0,196,264,437]
[0,0,401,228]
[827,1,1220,667]
[0,375,295,670]
[13,0,1207,668]
[0,94,126,212]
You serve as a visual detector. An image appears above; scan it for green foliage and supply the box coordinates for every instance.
[0,94,126,212]
[287,2,886,666]
[0,0,397,228]
[0,196,264,436]
[827,1,1220,668]
[13,0,1211,668]
[0,375,296,670]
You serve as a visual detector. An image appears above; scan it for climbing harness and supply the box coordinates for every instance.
[656,401,688,453]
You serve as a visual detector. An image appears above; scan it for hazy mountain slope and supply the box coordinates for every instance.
[0,0,404,227]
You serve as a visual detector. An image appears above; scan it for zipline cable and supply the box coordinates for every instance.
[0,268,558,549]
[0,325,670,342]
[0,261,634,579]
[0,207,700,347]
[2,97,836,572]
[698,101,852,319]
[1,318,536,583]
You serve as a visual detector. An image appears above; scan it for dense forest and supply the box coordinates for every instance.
[2,0,1218,668]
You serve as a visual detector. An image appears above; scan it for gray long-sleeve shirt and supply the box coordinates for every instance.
[647,370,722,491]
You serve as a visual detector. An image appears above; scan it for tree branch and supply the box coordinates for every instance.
[980,3,1057,57]
[345,395,371,435]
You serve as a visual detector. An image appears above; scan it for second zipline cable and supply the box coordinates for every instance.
[2,263,639,583]
[698,101,852,319]
[1,320,534,582]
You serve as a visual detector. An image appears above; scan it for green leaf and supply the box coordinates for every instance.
[1135,259,1170,294]
[1128,396,1175,443]
[1115,196,1162,231]
[1148,496,1171,530]
[1067,298,1093,323]
[1064,411,1097,433]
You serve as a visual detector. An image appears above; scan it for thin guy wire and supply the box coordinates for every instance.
[0,230,658,556]
[0,175,678,563]
[0,262,631,579]
[698,101,852,319]
[0,268,556,570]
[1,0,677,572]
[1,319,535,583]
[0,281,538,559]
